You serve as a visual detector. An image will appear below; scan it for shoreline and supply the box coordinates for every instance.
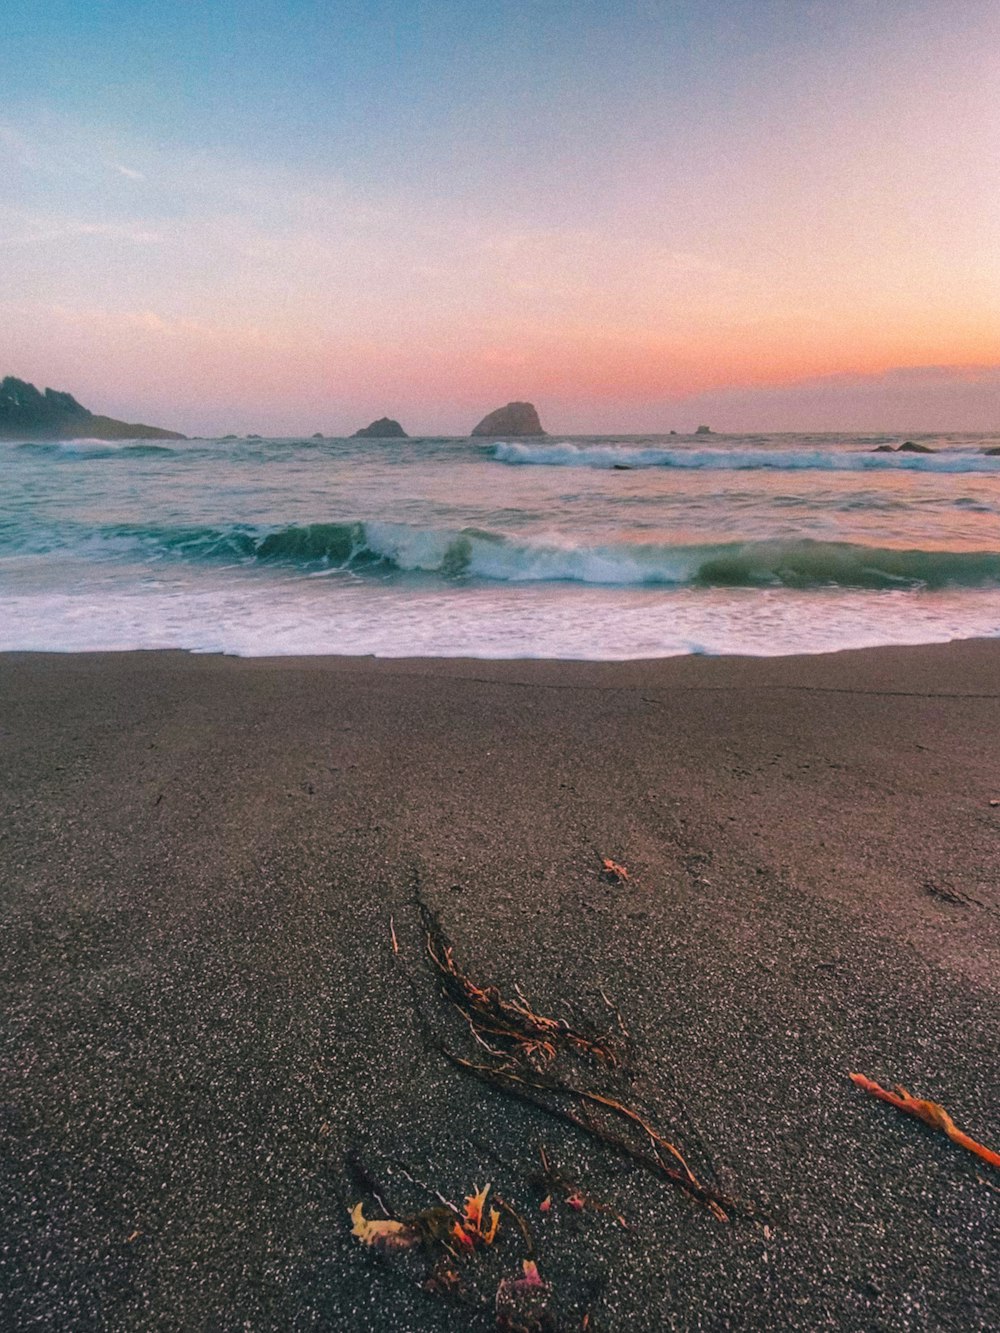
[2,639,998,1328]
[3,626,999,664]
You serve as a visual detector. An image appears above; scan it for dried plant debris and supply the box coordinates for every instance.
[534,1146,628,1228]
[420,898,620,1071]
[348,884,733,1327]
[347,1161,573,1325]
[417,892,730,1221]
[850,1074,1000,1170]
[496,1259,556,1331]
[350,1204,419,1253]
[600,858,630,884]
[349,1175,511,1317]
[351,1184,501,1257]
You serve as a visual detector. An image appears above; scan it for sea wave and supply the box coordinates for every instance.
[28,519,1000,591]
[493,441,1000,474]
[13,439,177,458]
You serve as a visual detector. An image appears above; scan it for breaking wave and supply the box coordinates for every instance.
[493,441,1000,474]
[42,520,1000,591]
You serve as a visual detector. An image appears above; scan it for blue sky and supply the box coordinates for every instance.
[3,0,999,432]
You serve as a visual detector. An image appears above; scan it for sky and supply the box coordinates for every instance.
[2,0,999,435]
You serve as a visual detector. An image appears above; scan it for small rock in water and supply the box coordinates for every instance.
[870,441,936,453]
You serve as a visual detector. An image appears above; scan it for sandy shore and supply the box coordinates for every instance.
[2,642,998,1330]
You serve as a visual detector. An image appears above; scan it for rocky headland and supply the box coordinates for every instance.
[470,401,546,437]
[0,376,185,441]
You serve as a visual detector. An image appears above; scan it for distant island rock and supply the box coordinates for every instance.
[694,425,712,435]
[352,417,408,439]
[872,441,937,454]
[312,432,325,439]
[0,375,185,440]
[471,402,546,437]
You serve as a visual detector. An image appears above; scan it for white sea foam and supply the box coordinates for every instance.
[493,441,1000,473]
[1,580,998,660]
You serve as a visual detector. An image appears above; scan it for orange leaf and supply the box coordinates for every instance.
[460,1183,501,1245]
[601,857,629,883]
[463,1183,491,1231]
[850,1073,1000,1170]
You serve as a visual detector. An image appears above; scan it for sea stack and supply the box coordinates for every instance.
[0,375,184,441]
[352,417,408,439]
[470,402,546,437]
[694,424,712,435]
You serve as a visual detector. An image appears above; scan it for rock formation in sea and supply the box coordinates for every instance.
[694,425,712,435]
[470,402,546,437]
[0,375,185,440]
[872,441,937,454]
[352,417,408,439]
[312,432,325,439]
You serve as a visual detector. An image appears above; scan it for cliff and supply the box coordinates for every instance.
[470,401,546,437]
[0,376,185,440]
[351,417,408,439]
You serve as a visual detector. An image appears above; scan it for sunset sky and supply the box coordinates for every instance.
[3,0,999,435]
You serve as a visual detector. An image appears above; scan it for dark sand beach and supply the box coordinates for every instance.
[2,642,998,1330]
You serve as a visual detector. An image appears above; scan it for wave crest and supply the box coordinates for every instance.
[73,521,1000,591]
[493,441,1000,474]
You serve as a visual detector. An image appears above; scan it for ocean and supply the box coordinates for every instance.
[2,431,999,659]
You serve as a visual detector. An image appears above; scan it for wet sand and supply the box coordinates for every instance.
[1,642,998,1330]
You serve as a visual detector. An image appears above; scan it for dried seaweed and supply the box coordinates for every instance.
[418,892,730,1221]
[419,897,620,1071]
[850,1074,1000,1170]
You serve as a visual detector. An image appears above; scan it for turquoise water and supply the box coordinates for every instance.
[2,431,999,657]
